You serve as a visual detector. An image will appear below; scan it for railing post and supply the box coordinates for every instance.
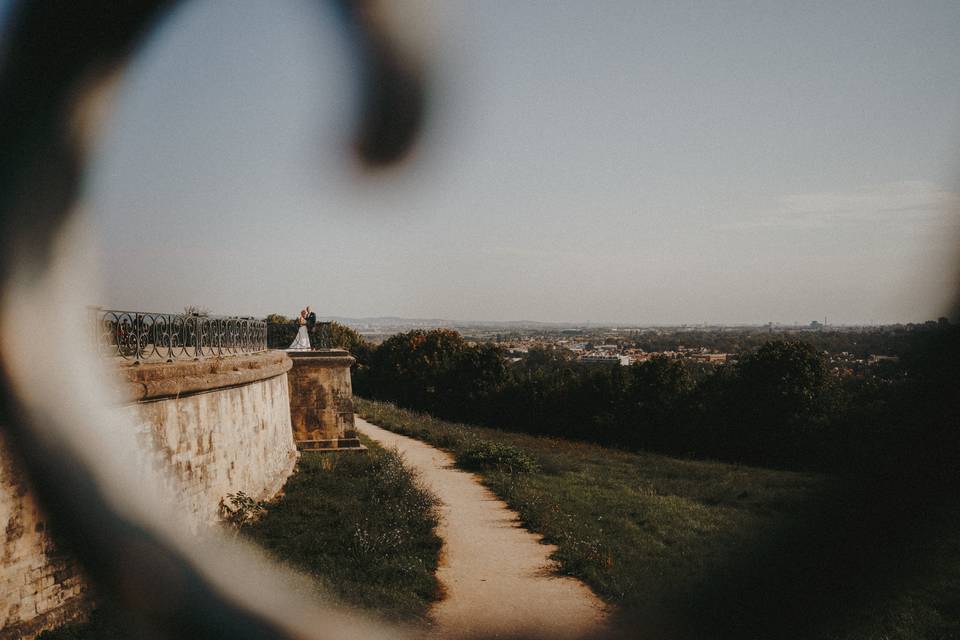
[134,313,142,364]
[165,312,174,362]
[194,315,202,360]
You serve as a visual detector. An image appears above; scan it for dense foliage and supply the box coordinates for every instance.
[353,326,959,478]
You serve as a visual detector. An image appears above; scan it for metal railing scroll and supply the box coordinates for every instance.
[92,308,268,363]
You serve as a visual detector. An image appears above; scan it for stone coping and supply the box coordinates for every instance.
[285,349,356,368]
[116,350,293,403]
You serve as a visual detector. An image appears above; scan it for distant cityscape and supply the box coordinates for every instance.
[317,315,954,378]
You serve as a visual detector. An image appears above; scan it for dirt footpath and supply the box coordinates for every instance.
[355,417,610,639]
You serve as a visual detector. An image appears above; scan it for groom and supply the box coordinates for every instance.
[306,306,317,330]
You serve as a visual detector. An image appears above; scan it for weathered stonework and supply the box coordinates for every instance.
[0,351,299,638]
[118,351,298,529]
[0,436,89,640]
[286,350,362,450]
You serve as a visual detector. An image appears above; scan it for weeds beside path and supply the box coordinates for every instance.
[354,416,610,639]
[243,438,443,625]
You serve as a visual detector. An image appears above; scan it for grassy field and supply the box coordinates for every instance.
[39,437,442,638]
[355,397,960,639]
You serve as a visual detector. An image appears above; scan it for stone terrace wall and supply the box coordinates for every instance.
[0,351,298,638]
[0,435,88,640]
[118,351,298,529]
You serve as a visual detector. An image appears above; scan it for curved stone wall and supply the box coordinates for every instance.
[0,351,298,638]
[118,351,298,529]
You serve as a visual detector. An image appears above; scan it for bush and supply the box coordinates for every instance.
[218,491,266,535]
[456,440,540,474]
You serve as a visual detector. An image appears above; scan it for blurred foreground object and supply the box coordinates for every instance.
[0,1,428,638]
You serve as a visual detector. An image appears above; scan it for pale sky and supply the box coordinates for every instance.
[76,0,960,324]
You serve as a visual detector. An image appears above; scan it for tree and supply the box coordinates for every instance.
[620,357,693,451]
[720,340,835,467]
[184,305,210,317]
[360,329,509,423]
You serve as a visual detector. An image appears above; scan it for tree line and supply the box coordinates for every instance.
[267,315,958,480]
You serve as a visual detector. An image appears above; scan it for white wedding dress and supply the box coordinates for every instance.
[287,323,311,350]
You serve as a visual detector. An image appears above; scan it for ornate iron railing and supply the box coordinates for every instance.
[92,308,268,363]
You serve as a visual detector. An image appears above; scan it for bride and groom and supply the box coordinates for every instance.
[287,306,317,350]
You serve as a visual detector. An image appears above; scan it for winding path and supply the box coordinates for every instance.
[355,417,610,639]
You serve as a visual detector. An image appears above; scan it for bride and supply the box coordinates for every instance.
[287,309,311,350]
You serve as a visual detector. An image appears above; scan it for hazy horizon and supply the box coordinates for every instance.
[304,314,934,327]
[79,1,960,325]
[133,311,946,329]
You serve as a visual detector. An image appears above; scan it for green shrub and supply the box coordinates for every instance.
[456,440,540,474]
[218,491,266,536]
